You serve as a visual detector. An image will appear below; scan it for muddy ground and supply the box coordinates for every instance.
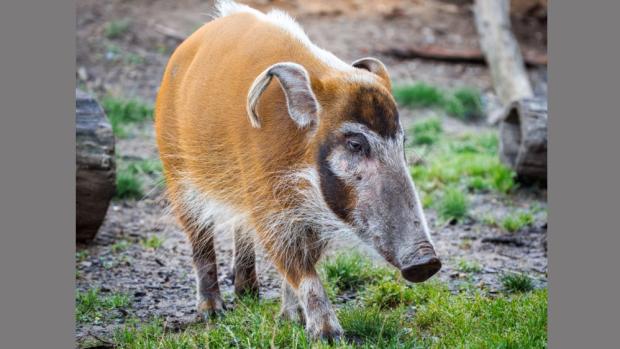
[76,0,547,346]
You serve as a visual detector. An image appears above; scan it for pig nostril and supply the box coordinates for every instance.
[400,256,441,283]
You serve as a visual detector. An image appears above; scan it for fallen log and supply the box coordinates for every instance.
[379,44,547,67]
[499,97,547,181]
[481,236,525,247]
[474,0,547,181]
[76,89,115,243]
[153,23,187,43]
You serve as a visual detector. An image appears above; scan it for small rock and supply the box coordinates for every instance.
[78,66,88,81]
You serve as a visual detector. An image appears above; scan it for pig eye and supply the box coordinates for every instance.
[347,139,362,152]
[345,133,368,155]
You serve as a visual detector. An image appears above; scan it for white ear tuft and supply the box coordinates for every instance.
[352,57,391,90]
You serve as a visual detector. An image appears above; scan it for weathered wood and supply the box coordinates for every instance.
[474,0,534,112]
[153,23,186,43]
[510,0,547,18]
[474,0,547,181]
[76,89,115,243]
[499,97,547,181]
[379,44,547,67]
[439,0,548,17]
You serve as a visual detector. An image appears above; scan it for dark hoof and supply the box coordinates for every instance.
[318,331,343,344]
[197,299,227,322]
[198,308,226,322]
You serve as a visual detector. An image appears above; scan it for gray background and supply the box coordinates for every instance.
[0,0,619,348]
[548,1,620,348]
[0,0,75,348]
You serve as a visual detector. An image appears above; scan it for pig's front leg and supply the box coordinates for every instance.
[295,272,343,341]
[279,280,304,324]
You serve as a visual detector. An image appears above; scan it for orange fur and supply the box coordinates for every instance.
[155,11,385,286]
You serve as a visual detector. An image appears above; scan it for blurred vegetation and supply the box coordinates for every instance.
[394,83,484,121]
[501,272,535,293]
[104,19,131,39]
[114,158,163,200]
[408,123,517,219]
[500,211,535,233]
[436,186,469,223]
[115,168,143,199]
[480,209,537,233]
[101,97,153,138]
[408,116,442,146]
[141,235,164,250]
[456,259,483,274]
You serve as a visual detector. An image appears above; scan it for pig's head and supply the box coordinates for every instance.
[247,58,441,282]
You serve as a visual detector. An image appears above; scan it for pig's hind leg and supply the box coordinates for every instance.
[233,227,259,298]
[279,280,304,324]
[178,213,225,320]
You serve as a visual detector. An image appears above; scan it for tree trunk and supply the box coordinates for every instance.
[474,0,547,181]
[499,97,547,181]
[76,89,115,243]
[474,0,534,110]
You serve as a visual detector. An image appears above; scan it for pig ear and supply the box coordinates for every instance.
[247,62,320,129]
[352,57,392,90]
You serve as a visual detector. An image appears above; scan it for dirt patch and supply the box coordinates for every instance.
[77,0,546,101]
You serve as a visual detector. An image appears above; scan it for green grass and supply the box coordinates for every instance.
[338,306,404,344]
[362,280,416,309]
[394,83,484,121]
[452,87,484,120]
[114,158,163,199]
[320,252,393,295]
[456,259,483,274]
[141,235,163,250]
[76,250,89,262]
[408,117,443,146]
[410,132,516,196]
[76,288,131,323]
[480,213,498,227]
[111,240,130,253]
[101,97,153,138]
[125,159,163,176]
[124,52,145,65]
[501,211,535,233]
[104,19,131,39]
[109,273,547,348]
[436,187,468,222]
[394,83,445,109]
[115,167,143,199]
[501,273,535,293]
[101,253,546,348]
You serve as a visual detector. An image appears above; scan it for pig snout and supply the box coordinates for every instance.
[399,242,441,283]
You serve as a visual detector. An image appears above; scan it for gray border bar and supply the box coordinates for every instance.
[549,1,620,348]
[0,0,75,348]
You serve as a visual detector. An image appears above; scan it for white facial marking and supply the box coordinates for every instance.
[332,122,434,248]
